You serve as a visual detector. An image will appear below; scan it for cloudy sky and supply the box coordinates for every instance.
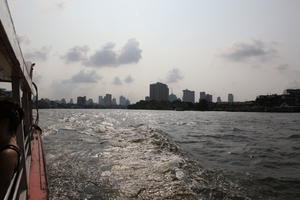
[8,0,300,103]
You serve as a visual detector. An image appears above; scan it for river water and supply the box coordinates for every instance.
[39,109,300,200]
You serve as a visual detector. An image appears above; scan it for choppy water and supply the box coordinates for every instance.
[40,109,300,200]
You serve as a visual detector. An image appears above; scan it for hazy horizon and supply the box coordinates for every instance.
[8,0,300,103]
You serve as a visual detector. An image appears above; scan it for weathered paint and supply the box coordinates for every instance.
[28,128,48,200]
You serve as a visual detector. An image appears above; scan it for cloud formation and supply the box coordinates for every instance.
[117,39,142,65]
[62,39,142,68]
[221,40,277,62]
[24,46,51,61]
[124,75,134,83]
[61,46,89,63]
[67,70,101,83]
[84,43,117,67]
[113,77,122,85]
[166,68,184,83]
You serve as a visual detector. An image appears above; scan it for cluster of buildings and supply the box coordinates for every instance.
[37,94,130,108]
[77,94,130,106]
[146,82,234,103]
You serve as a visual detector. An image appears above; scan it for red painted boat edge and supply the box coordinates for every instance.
[28,128,48,200]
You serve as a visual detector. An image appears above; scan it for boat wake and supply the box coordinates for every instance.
[44,113,249,200]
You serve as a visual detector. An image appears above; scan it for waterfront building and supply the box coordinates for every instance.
[70,98,74,104]
[168,93,177,102]
[77,96,86,105]
[150,82,169,101]
[182,89,195,103]
[228,93,234,103]
[217,96,222,103]
[145,96,150,101]
[200,92,206,100]
[104,94,112,106]
[206,94,213,102]
[98,96,104,105]
[112,98,117,105]
[60,98,66,104]
[119,96,126,106]
[87,98,94,105]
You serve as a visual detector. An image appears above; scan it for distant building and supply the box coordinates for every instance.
[228,93,234,103]
[200,92,206,101]
[150,82,169,101]
[70,98,74,104]
[217,96,222,103]
[87,98,94,105]
[119,96,127,106]
[284,89,300,96]
[168,93,177,102]
[206,94,213,102]
[145,96,150,101]
[182,89,195,103]
[60,98,66,104]
[98,96,104,105]
[112,98,117,105]
[77,96,86,105]
[104,94,112,106]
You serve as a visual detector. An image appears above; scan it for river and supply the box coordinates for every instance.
[39,109,300,200]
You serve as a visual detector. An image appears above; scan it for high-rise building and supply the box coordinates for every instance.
[77,96,86,105]
[150,82,169,101]
[206,94,213,102]
[182,89,195,103]
[87,98,94,105]
[112,98,117,105]
[228,93,234,103]
[200,92,206,100]
[104,94,112,106]
[217,96,221,103]
[168,93,177,102]
[70,98,74,104]
[119,96,126,106]
[98,96,104,105]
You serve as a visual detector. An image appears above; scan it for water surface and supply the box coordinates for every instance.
[40,109,300,200]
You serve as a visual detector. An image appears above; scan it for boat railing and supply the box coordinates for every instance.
[1,0,46,199]
[2,81,36,200]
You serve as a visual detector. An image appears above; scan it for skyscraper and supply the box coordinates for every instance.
[206,94,213,102]
[182,89,195,103]
[217,96,221,103]
[200,92,206,100]
[98,96,103,105]
[150,82,169,101]
[77,96,86,105]
[112,98,117,105]
[119,96,126,106]
[228,93,234,103]
[104,94,112,106]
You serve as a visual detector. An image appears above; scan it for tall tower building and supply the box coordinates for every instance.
[228,93,234,103]
[182,89,195,103]
[104,94,112,106]
[149,82,169,101]
[200,92,206,100]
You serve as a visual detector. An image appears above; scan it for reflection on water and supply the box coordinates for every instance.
[40,109,300,200]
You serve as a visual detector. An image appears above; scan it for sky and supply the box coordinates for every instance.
[7,0,300,103]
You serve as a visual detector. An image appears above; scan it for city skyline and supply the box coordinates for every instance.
[7,0,300,103]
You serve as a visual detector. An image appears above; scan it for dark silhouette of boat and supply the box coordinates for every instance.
[0,0,48,199]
